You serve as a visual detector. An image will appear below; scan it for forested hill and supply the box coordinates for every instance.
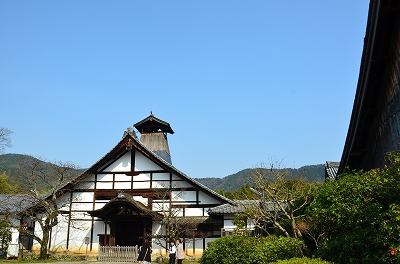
[0,153,85,191]
[194,165,325,191]
[0,154,325,192]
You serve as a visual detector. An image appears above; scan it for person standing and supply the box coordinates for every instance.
[137,240,152,264]
[167,240,176,264]
[175,239,184,264]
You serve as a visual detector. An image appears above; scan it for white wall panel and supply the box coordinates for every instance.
[135,151,162,170]
[152,172,170,180]
[94,201,108,210]
[74,192,94,202]
[223,219,235,228]
[96,182,113,189]
[173,181,194,188]
[71,202,93,211]
[132,196,148,206]
[152,181,167,188]
[97,174,114,181]
[114,174,131,181]
[184,207,203,217]
[132,181,150,189]
[198,192,219,204]
[108,152,131,172]
[65,222,92,252]
[133,173,151,181]
[74,181,95,190]
[152,201,169,211]
[178,191,196,201]
[114,182,131,189]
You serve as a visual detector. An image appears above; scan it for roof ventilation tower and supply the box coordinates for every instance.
[134,112,174,164]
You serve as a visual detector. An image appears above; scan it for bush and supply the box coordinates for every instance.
[199,235,304,264]
[307,151,400,263]
[274,257,333,264]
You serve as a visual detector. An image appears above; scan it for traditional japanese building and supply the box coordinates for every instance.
[8,113,235,259]
[338,0,400,174]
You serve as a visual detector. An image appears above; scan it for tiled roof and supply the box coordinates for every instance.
[0,194,42,214]
[325,161,340,180]
[208,200,259,214]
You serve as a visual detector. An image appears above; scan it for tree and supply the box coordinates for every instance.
[0,172,19,194]
[236,161,316,251]
[8,157,81,260]
[152,185,206,253]
[0,128,12,153]
[307,151,400,264]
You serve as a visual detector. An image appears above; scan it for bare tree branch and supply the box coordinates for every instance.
[0,128,12,153]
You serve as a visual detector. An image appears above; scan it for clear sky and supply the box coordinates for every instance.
[1,1,370,179]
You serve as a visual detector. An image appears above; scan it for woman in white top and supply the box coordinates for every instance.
[168,241,176,264]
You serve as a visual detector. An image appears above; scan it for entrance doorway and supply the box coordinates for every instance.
[115,219,144,246]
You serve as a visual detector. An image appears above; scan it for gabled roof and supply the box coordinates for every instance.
[64,129,233,205]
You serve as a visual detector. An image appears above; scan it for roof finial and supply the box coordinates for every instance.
[150,110,153,116]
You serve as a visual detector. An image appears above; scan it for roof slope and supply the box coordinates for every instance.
[65,129,233,205]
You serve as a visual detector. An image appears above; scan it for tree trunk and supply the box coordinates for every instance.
[39,229,50,260]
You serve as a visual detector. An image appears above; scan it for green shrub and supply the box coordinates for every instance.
[274,257,333,264]
[199,235,304,264]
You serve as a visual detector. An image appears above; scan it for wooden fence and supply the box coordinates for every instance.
[98,245,138,262]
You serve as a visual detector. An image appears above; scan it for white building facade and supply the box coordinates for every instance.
[25,114,234,259]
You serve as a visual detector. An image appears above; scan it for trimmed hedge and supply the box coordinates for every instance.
[199,235,304,264]
[274,257,333,264]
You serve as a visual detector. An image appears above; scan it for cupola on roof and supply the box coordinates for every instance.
[134,112,174,134]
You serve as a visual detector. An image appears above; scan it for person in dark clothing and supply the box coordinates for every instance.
[137,241,151,264]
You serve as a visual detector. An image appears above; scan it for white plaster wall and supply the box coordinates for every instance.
[66,221,92,252]
[73,192,94,202]
[184,207,204,217]
[97,174,114,181]
[94,201,107,210]
[151,180,166,188]
[152,172,170,180]
[71,201,94,211]
[174,191,196,204]
[133,173,151,181]
[114,174,131,181]
[173,180,194,188]
[132,181,150,189]
[96,182,113,189]
[223,219,235,229]
[152,201,169,211]
[108,152,131,172]
[198,192,220,204]
[135,151,162,171]
[114,182,131,189]
[132,196,148,206]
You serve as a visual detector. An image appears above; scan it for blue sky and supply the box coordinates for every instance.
[1,1,369,179]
